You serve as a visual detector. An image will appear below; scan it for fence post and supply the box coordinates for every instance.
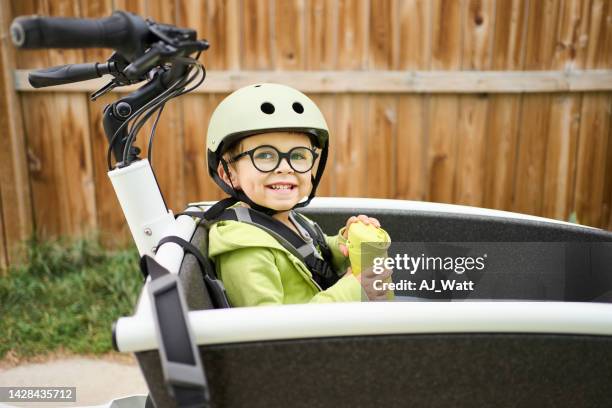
[0,1,34,270]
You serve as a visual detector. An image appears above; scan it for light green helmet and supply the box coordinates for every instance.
[206,83,330,213]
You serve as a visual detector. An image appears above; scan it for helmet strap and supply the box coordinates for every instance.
[220,158,238,192]
[216,158,279,216]
[292,140,328,210]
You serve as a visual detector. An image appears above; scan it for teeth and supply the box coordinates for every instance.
[270,185,292,190]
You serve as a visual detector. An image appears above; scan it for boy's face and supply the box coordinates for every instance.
[221,132,316,211]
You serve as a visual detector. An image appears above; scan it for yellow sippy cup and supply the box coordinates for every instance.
[346,222,394,300]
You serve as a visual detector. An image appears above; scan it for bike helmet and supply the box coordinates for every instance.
[206,83,329,215]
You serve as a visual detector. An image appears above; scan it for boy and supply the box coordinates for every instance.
[205,83,391,307]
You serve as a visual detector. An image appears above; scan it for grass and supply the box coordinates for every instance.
[0,236,142,360]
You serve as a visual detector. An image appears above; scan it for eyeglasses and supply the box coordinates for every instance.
[229,145,319,173]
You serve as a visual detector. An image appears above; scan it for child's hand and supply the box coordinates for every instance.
[345,265,393,300]
[339,214,381,257]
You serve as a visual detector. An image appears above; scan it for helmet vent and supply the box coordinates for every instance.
[292,102,304,114]
[261,102,275,114]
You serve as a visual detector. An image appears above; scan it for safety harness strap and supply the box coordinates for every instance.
[213,207,340,289]
[177,205,341,289]
[141,255,211,408]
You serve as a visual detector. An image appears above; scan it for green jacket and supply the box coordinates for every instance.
[207,215,362,307]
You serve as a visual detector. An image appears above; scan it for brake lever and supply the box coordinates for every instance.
[91,80,119,101]
[124,42,178,78]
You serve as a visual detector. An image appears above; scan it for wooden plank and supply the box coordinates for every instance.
[491,0,529,70]
[21,93,64,236]
[273,0,306,70]
[585,0,611,69]
[396,95,427,200]
[455,0,493,207]
[483,94,521,211]
[45,0,96,236]
[366,95,396,197]
[145,0,177,24]
[11,1,57,240]
[523,0,561,69]
[113,0,146,14]
[309,94,336,196]
[513,1,562,219]
[426,96,459,203]
[454,94,489,206]
[177,0,240,70]
[242,0,272,69]
[574,94,611,227]
[54,93,97,235]
[14,69,612,93]
[87,93,132,247]
[182,93,228,204]
[487,0,524,212]
[0,0,33,265]
[551,0,592,70]
[427,0,461,204]
[334,94,368,196]
[512,94,552,216]
[306,0,338,70]
[368,0,397,69]
[542,94,581,221]
[336,1,371,200]
[337,0,368,69]
[398,0,431,70]
[431,0,462,70]
[462,0,495,70]
[396,0,429,200]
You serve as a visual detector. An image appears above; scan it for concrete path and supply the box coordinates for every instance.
[0,356,148,407]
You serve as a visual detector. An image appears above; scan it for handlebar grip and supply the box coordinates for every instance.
[29,63,105,88]
[11,11,149,58]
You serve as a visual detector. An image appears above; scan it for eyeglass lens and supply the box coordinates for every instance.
[252,146,315,173]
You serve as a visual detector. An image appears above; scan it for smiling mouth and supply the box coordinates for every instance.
[266,183,297,191]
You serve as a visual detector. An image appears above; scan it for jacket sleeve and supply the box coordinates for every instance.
[215,247,284,307]
[217,245,363,306]
[324,227,349,275]
[310,273,363,303]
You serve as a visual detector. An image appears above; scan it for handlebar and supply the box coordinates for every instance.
[11,10,208,169]
[28,63,114,88]
[10,11,150,60]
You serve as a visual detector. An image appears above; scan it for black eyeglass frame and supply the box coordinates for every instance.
[229,145,320,173]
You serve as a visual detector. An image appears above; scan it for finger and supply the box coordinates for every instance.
[339,243,348,257]
[374,292,389,301]
[366,288,387,301]
[370,217,381,228]
[361,265,377,278]
[357,214,369,224]
[381,268,394,279]
[345,216,357,229]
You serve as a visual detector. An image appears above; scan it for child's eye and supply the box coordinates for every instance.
[255,151,276,160]
[290,152,307,161]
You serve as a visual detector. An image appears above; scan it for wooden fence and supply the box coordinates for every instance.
[0,0,611,269]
